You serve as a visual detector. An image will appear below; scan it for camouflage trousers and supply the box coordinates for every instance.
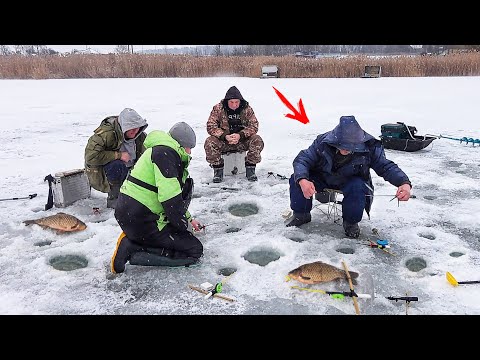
[204,134,264,167]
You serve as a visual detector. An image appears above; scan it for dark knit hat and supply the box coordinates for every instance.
[224,86,244,100]
[169,122,196,149]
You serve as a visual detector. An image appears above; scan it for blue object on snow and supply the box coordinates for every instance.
[377,239,389,246]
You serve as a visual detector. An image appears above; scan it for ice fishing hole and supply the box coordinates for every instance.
[228,203,259,217]
[336,247,355,254]
[446,160,462,168]
[419,232,436,240]
[288,236,305,243]
[34,240,52,247]
[449,251,465,258]
[217,267,237,276]
[226,227,241,233]
[90,218,109,223]
[49,254,88,271]
[405,257,427,272]
[243,248,282,266]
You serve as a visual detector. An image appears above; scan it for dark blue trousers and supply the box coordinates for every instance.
[104,160,129,183]
[289,175,367,223]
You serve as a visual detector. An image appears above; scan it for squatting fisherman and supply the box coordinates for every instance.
[84,108,148,209]
[111,122,203,274]
[285,115,412,238]
[204,85,264,183]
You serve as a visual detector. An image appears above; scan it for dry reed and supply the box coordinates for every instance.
[0,53,479,79]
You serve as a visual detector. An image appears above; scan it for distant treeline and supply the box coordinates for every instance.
[3,44,480,57]
[1,53,480,79]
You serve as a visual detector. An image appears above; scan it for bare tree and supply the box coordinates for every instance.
[34,45,49,55]
[14,45,27,55]
[115,45,129,54]
[0,45,12,55]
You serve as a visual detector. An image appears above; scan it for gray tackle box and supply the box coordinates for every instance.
[52,168,91,207]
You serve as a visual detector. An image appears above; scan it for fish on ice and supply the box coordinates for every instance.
[23,212,87,234]
[286,261,359,285]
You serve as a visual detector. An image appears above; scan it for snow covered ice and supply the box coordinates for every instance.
[1,76,479,315]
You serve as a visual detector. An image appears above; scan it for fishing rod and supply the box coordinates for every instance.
[0,193,37,201]
[364,183,417,202]
[207,186,241,191]
[290,285,372,299]
[292,286,420,304]
[367,228,397,256]
[387,296,418,303]
[195,221,227,233]
[188,284,235,302]
[366,194,417,198]
[188,273,236,302]
[367,194,417,207]
[267,172,288,180]
[203,273,234,299]
[387,294,418,315]
[446,272,480,286]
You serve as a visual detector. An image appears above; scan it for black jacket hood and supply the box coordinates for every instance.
[223,86,244,101]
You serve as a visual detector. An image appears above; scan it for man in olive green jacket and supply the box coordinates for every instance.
[111,122,203,274]
[84,108,148,208]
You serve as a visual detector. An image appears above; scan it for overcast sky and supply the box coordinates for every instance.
[45,45,197,53]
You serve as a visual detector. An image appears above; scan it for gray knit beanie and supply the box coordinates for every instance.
[169,122,197,148]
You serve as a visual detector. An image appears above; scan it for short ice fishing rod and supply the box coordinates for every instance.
[387,296,419,303]
[0,193,37,201]
[267,172,288,180]
[203,273,234,299]
[446,272,480,286]
[386,294,419,315]
[290,286,372,300]
[369,228,397,256]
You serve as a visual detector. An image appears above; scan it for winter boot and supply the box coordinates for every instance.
[285,212,312,227]
[110,232,131,274]
[213,166,224,183]
[107,181,121,209]
[245,165,258,182]
[129,251,200,267]
[343,220,360,238]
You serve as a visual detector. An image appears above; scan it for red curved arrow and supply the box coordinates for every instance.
[273,86,310,124]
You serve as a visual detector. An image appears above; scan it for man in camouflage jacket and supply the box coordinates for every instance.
[204,86,264,183]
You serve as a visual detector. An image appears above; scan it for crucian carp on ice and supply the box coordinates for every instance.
[287,261,359,285]
[23,212,87,234]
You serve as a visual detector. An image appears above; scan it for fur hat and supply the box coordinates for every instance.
[169,122,196,149]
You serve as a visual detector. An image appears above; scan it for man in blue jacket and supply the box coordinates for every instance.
[285,115,412,238]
